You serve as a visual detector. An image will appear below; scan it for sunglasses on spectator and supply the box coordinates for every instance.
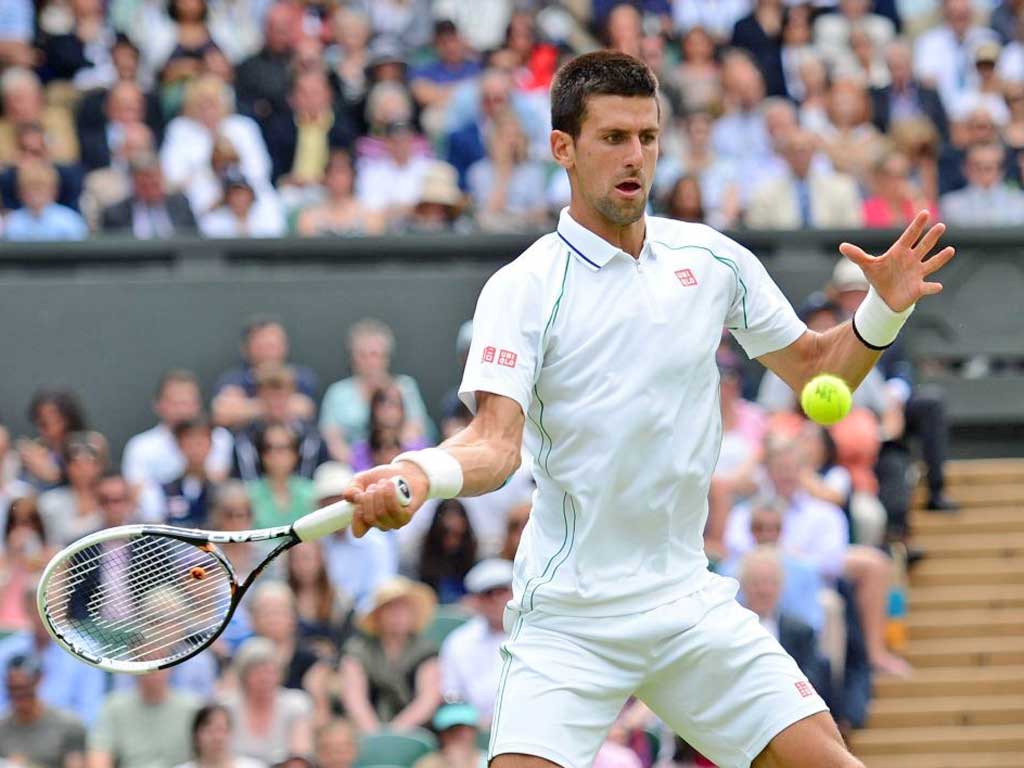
[220,506,251,519]
[262,442,296,453]
[99,494,130,505]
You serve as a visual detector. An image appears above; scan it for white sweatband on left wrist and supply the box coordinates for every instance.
[852,286,914,350]
[392,448,464,500]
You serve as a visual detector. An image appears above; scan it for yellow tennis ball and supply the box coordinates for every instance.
[800,374,852,426]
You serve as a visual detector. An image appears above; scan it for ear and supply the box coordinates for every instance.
[550,129,575,171]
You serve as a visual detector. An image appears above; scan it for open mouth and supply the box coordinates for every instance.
[615,181,643,194]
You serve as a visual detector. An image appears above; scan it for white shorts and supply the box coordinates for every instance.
[489,573,829,768]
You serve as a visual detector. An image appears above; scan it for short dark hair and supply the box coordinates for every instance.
[155,369,199,399]
[242,315,284,342]
[173,415,212,440]
[550,51,658,139]
[28,389,87,433]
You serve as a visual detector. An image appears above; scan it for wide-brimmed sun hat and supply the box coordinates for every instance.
[357,576,437,636]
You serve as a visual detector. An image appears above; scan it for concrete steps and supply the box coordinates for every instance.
[867,694,1024,728]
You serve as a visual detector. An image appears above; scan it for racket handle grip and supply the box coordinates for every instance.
[292,476,412,542]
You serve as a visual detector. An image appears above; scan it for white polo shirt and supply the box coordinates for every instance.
[459,209,805,617]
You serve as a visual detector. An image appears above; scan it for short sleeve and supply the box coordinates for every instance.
[715,234,806,360]
[459,265,544,415]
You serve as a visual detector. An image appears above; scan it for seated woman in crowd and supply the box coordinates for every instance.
[38,430,107,546]
[337,576,441,733]
[350,384,429,472]
[174,703,266,768]
[0,496,53,631]
[297,150,382,237]
[221,637,314,764]
[247,423,316,528]
[287,542,356,659]
[19,389,87,489]
[417,499,478,604]
[862,149,938,228]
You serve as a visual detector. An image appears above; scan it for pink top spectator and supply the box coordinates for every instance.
[862,198,938,228]
[594,741,643,768]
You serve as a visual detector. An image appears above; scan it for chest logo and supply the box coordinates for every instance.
[675,268,698,287]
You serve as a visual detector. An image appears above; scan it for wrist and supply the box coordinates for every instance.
[852,286,914,350]
[392,448,464,499]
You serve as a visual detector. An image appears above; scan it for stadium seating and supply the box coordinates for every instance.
[355,728,438,768]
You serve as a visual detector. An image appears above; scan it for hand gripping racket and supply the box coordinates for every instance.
[36,477,411,674]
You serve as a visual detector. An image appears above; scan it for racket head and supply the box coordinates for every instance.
[37,525,238,674]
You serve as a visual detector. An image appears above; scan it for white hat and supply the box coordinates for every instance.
[312,462,354,501]
[464,558,513,594]
[831,258,869,292]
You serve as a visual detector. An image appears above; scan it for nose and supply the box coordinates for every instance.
[623,136,644,169]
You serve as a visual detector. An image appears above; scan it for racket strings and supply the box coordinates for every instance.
[43,534,233,664]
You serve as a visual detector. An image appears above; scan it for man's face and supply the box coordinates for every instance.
[750,509,783,545]
[98,477,135,527]
[133,167,165,204]
[945,0,972,34]
[742,559,782,619]
[4,82,42,122]
[178,427,212,468]
[782,131,816,178]
[6,669,39,714]
[156,380,201,427]
[292,75,329,119]
[436,31,463,65]
[259,383,293,423]
[317,723,357,768]
[554,95,659,228]
[247,324,288,367]
[886,46,912,84]
[19,177,55,212]
[766,445,802,498]
[966,146,1003,189]
[351,334,390,377]
[108,83,144,125]
[265,5,296,53]
[474,585,512,629]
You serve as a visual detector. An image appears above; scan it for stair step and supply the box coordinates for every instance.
[906,609,1024,640]
[874,666,1024,699]
[904,636,1024,667]
[943,458,1024,485]
[910,532,1024,558]
[862,751,1024,768]
[851,723,1024,755]
[908,584,1024,611]
[867,694,1024,728]
[910,558,1024,587]
[911,507,1024,535]
[913,483,1024,509]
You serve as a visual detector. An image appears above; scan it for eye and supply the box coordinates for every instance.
[605,133,624,144]
[640,132,658,145]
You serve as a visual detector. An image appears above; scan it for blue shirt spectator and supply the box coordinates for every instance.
[4,203,87,241]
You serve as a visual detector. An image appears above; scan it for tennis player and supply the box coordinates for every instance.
[342,51,954,768]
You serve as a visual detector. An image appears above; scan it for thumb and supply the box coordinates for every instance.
[838,242,873,268]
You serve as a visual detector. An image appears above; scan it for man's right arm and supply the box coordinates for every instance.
[344,392,524,537]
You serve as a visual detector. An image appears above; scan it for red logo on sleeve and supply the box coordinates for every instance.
[675,268,698,287]
[482,346,496,363]
[497,349,518,368]
[795,681,815,698]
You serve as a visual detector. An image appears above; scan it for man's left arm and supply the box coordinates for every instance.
[758,211,954,393]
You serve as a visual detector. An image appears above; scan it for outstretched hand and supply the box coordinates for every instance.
[838,210,955,313]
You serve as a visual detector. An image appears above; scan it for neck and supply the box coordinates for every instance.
[567,199,645,259]
[269,474,290,491]
[13,701,41,724]
[198,754,229,768]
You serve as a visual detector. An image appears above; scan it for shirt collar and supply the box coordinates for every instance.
[556,207,642,270]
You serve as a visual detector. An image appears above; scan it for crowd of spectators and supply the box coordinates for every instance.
[1,0,1024,242]
[0,263,957,767]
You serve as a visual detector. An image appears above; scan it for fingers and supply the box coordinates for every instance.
[349,479,409,536]
[895,209,930,250]
[920,281,943,296]
[913,221,946,259]
[922,245,955,275]
[838,242,872,266]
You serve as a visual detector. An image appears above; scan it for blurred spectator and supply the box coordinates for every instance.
[213,318,317,430]
[231,364,328,483]
[438,320,474,441]
[673,0,749,41]
[248,582,329,721]
[445,68,524,188]
[913,0,999,112]
[122,370,232,517]
[79,122,155,231]
[236,4,299,122]
[664,175,707,224]
[151,0,228,102]
[410,20,482,137]
[439,558,511,726]
[863,149,938,227]
[890,117,942,202]
[78,81,149,173]
[412,702,483,768]
[435,0,510,52]
[952,41,1012,124]
[820,78,887,184]
[814,0,895,69]
[199,167,287,237]
[337,576,441,732]
[501,10,558,95]
[313,719,357,768]
[999,15,1024,84]
[0,498,51,631]
[779,5,815,102]
[74,34,162,136]
[88,669,199,768]
[870,39,949,139]
[297,149,383,236]
[711,51,772,168]
[100,151,199,237]
[0,122,84,212]
[417,499,477,604]
[356,119,434,224]
[350,385,428,473]
[160,75,272,200]
[674,27,721,114]
[351,0,433,51]
[991,0,1024,43]
[394,161,470,234]
[1006,81,1024,182]
[604,4,643,58]
[313,463,398,614]
[940,140,1024,224]
[19,390,87,490]
[0,653,86,768]
[320,318,431,464]
[174,703,265,768]
[0,68,79,166]
[3,160,87,241]
[738,547,832,704]
[467,108,547,233]
[38,431,107,546]
[162,417,217,529]
[731,0,786,97]
[0,583,106,725]
[207,482,264,582]
[325,9,372,129]
[246,423,316,528]
[0,0,34,68]
[937,104,1008,194]
[746,128,863,228]
[221,638,313,764]
[287,542,355,658]
[264,70,358,190]
[498,502,530,562]
[39,0,116,91]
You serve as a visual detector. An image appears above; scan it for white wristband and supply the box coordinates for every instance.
[852,287,914,350]
[392,448,464,500]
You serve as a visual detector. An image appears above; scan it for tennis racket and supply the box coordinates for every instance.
[36,476,411,674]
